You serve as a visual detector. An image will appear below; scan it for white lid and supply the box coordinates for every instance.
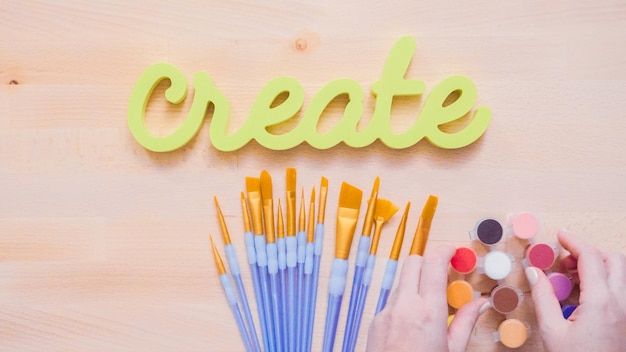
[484,251,513,280]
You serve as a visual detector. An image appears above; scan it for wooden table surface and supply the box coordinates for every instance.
[1,1,625,351]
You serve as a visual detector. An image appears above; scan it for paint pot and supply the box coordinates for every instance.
[510,212,539,240]
[562,304,578,319]
[548,272,573,301]
[450,246,478,274]
[446,280,476,309]
[494,318,529,349]
[489,285,524,314]
[470,218,504,245]
[525,242,558,270]
[482,250,514,280]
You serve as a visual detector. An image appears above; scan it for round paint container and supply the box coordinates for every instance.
[489,285,524,314]
[495,319,529,348]
[525,242,558,270]
[447,280,475,309]
[510,212,539,240]
[471,218,504,245]
[483,250,514,280]
[548,272,573,301]
[562,304,578,319]
[450,247,478,274]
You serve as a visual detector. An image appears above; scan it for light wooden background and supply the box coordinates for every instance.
[1,1,625,351]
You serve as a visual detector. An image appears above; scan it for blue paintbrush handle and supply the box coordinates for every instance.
[322,293,344,352]
[347,282,371,352]
[342,265,365,352]
[277,238,288,351]
[233,273,262,352]
[375,259,399,315]
[259,266,276,352]
[225,243,261,352]
[287,266,297,352]
[302,242,314,352]
[323,258,349,352]
[269,271,283,352]
[375,288,391,316]
[220,274,254,352]
[306,223,325,352]
[245,231,269,352]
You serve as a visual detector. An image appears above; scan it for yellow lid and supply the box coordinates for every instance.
[446,280,473,309]
[498,319,528,348]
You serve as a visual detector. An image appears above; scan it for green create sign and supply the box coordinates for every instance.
[128,36,491,152]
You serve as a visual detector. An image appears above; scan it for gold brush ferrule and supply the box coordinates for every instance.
[298,188,306,233]
[277,199,285,238]
[369,217,384,255]
[317,177,328,224]
[335,207,360,259]
[210,236,227,275]
[248,190,264,235]
[307,188,316,242]
[240,192,252,234]
[214,196,231,245]
[390,202,411,260]
[361,192,378,237]
[263,199,276,243]
[286,190,296,236]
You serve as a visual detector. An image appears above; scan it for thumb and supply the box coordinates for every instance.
[525,267,567,334]
[447,297,487,352]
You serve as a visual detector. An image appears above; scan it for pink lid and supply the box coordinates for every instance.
[511,212,539,239]
[548,272,573,301]
[527,243,556,270]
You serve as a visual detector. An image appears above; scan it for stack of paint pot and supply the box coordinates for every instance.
[446,212,575,349]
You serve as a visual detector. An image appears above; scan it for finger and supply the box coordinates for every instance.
[560,254,578,273]
[525,267,568,334]
[419,245,456,304]
[396,255,424,296]
[557,230,609,301]
[447,297,487,352]
[365,313,390,352]
[605,250,626,293]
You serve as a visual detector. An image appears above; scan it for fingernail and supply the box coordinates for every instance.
[525,267,539,286]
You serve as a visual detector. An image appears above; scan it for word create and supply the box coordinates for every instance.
[127,36,491,152]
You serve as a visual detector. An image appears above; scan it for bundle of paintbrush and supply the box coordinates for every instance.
[207,169,439,352]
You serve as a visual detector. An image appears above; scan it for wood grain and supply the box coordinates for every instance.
[1,1,625,351]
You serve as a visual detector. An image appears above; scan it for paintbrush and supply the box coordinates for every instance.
[344,198,398,352]
[302,188,316,352]
[409,195,439,256]
[209,235,254,352]
[322,182,363,352]
[285,168,298,352]
[240,192,270,352]
[375,202,411,315]
[260,170,284,352]
[296,187,307,351]
[342,177,379,352]
[247,176,276,351]
[214,196,262,352]
[276,200,288,351]
[305,176,328,352]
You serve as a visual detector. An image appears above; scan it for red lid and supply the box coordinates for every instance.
[450,247,477,274]
[527,243,556,270]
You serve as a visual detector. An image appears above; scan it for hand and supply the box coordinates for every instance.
[366,246,486,352]
[525,230,626,352]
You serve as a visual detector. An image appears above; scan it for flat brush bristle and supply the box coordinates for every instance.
[339,182,363,210]
[374,198,398,221]
[286,168,296,192]
[421,195,438,219]
[245,177,260,192]
[410,195,439,256]
[260,170,273,200]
